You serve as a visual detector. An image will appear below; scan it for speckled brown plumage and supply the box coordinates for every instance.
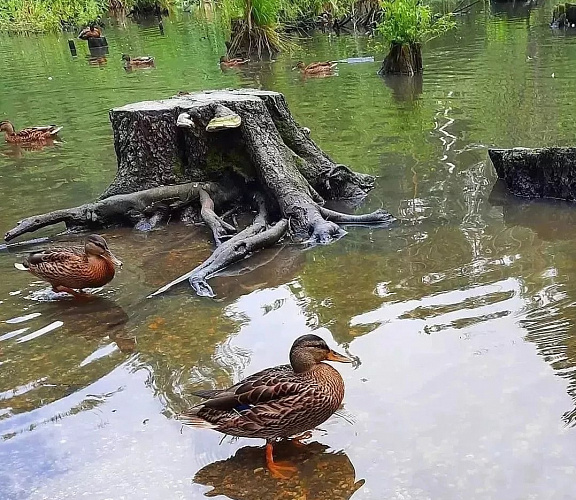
[16,234,122,294]
[0,121,62,144]
[181,334,351,439]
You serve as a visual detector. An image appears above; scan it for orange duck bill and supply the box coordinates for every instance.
[325,349,352,363]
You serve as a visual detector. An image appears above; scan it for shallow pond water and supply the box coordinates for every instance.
[2,3,576,499]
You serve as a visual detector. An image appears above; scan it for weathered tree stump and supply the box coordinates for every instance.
[378,43,423,76]
[5,89,393,296]
[489,147,576,201]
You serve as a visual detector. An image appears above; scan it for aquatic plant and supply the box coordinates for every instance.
[221,0,290,57]
[377,0,455,75]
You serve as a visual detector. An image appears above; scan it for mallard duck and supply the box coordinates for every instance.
[121,54,155,68]
[78,24,102,39]
[14,234,123,297]
[219,56,249,68]
[0,121,62,144]
[293,61,337,75]
[180,334,352,479]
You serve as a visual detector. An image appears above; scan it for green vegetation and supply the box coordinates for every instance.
[0,0,103,33]
[221,0,288,56]
[0,0,173,33]
[377,0,455,74]
[377,0,454,45]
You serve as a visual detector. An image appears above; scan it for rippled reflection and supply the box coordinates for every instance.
[194,441,365,499]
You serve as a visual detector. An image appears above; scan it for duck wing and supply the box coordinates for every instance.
[23,246,85,270]
[196,365,307,411]
[306,61,335,71]
[16,126,62,141]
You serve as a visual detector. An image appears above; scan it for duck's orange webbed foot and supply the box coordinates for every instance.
[290,431,313,447]
[266,442,297,479]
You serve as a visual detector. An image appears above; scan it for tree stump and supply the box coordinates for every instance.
[5,89,393,296]
[378,43,423,76]
[489,147,576,201]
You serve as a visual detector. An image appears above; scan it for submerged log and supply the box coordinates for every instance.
[489,147,576,201]
[5,89,393,296]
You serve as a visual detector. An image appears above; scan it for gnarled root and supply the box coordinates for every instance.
[199,188,236,246]
[4,182,234,242]
[149,197,288,297]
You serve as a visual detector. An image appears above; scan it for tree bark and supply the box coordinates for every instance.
[5,182,232,241]
[489,147,576,201]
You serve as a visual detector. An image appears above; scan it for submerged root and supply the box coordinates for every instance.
[150,196,288,297]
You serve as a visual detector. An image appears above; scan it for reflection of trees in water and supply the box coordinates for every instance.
[194,440,364,500]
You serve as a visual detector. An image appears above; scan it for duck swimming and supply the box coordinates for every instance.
[293,61,338,75]
[14,234,122,297]
[180,334,352,479]
[0,121,62,144]
[121,54,155,69]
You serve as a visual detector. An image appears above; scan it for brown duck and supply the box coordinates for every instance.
[78,24,102,39]
[15,234,123,297]
[180,334,352,479]
[122,54,155,68]
[0,121,62,144]
[219,56,249,68]
[293,61,337,75]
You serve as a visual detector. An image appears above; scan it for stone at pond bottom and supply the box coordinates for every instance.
[488,147,576,201]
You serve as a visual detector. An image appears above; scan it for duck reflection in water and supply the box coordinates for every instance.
[43,295,134,353]
[194,440,365,499]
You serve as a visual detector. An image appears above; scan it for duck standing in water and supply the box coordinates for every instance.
[78,24,102,39]
[180,334,352,479]
[14,235,123,297]
[0,121,62,144]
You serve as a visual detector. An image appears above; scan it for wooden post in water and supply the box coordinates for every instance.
[68,40,77,56]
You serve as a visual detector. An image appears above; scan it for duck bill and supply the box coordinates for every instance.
[106,251,123,268]
[326,349,352,363]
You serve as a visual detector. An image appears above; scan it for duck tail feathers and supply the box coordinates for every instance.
[14,263,28,271]
[178,412,217,429]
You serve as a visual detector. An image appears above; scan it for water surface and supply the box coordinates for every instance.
[2,4,576,499]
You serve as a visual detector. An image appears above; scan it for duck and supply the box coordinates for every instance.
[121,54,155,68]
[14,234,123,297]
[219,56,250,68]
[0,121,62,144]
[293,61,337,75]
[180,333,352,479]
[78,24,102,39]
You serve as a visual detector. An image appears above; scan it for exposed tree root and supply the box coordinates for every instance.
[4,182,232,242]
[199,188,236,246]
[149,197,288,297]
